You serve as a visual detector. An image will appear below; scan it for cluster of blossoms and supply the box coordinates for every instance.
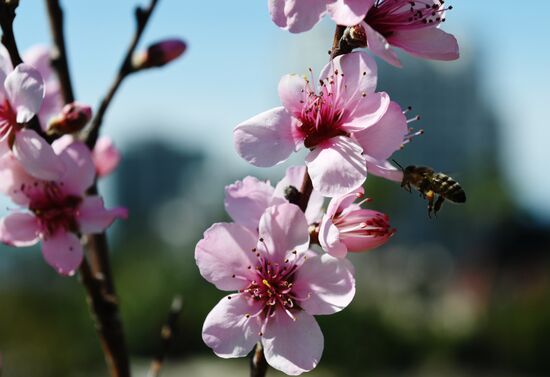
[0,46,126,276]
[196,1,459,375]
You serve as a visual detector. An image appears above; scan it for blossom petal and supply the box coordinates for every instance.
[54,138,95,196]
[294,253,355,314]
[273,166,324,224]
[0,153,34,206]
[327,0,374,26]
[0,212,40,247]
[325,188,363,219]
[262,310,323,375]
[5,64,45,123]
[278,74,308,118]
[305,136,367,197]
[388,27,459,61]
[258,203,309,264]
[364,155,403,182]
[234,107,295,167]
[224,176,276,230]
[354,101,408,160]
[195,223,258,291]
[268,0,330,33]
[42,231,83,276]
[341,91,390,132]
[77,196,128,234]
[319,51,378,110]
[12,129,65,180]
[203,294,262,358]
[363,22,402,67]
[318,218,348,258]
[93,137,121,177]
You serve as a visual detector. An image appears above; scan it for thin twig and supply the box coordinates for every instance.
[147,296,183,377]
[85,0,160,149]
[330,25,352,60]
[79,259,130,377]
[45,0,75,103]
[250,342,268,377]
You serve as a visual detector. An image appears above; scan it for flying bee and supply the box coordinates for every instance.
[393,161,466,217]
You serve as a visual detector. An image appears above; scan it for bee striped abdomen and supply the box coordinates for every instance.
[432,173,466,203]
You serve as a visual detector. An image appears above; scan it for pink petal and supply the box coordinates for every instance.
[53,138,95,196]
[324,188,363,219]
[388,27,459,61]
[341,91,390,132]
[305,136,367,197]
[0,153,34,206]
[257,203,309,264]
[293,253,355,314]
[22,45,52,81]
[0,212,40,247]
[273,166,325,224]
[224,176,277,230]
[319,51,378,110]
[364,155,403,182]
[327,0,374,26]
[42,230,83,276]
[262,310,323,375]
[77,196,127,234]
[202,293,262,358]
[234,107,295,167]
[0,45,13,82]
[268,0,330,33]
[318,217,348,258]
[278,74,307,118]
[5,64,45,123]
[363,22,402,67]
[93,136,120,177]
[354,101,408,160]
[195,223,258,291]
[12,129,65,180]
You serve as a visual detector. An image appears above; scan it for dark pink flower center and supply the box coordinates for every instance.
[366,0,452,37]
[334,196,394,240]
[296,73,348,149]
[19,181,82,236]
[233,238,310,327]
[0,99,20,146]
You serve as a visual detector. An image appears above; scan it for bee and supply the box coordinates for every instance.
[393,161,466,217]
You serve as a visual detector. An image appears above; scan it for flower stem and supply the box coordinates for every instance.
[250,342,268,377]
[84,0,160,149]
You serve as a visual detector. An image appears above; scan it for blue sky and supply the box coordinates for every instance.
[11,0,550,220]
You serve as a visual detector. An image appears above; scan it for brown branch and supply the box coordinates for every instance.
[45,0,75,103]
[147,296,183,377]
[250,342,268,377]
[85,0,160,149]
[79,259,130,377]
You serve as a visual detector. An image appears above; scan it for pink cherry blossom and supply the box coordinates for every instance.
[92,136,121,177]
[224,166,323,230]
[234,51,408,197]
[268,0,458,67]
[269,0,374,33]
[0,136,127,276]
[23,45,63,127]
[0,53,65,180]
[196,203,355,375]
[319,188,394,258]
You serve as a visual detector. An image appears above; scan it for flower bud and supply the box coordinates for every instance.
[93,136,121,177]
[132,39,186,70]
[47,102,92,135]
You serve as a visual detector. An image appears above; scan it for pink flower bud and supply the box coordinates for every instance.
[132,39,186,70]
[93,136,121,177]
[47,102,92,135]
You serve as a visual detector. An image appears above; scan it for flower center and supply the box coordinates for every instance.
[366,0,452,37]
[296,73,348,149]
[0,99,20,147]
[23,181,82,236]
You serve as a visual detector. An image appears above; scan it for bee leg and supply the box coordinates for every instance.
[434,196,445,216]
[426,191,435,218]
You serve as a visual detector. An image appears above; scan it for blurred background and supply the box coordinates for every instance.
[1,1,549,376]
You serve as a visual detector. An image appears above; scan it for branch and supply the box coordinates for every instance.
[79,259,130,377]
[250,342,268,377]
[147,296,183,377]
[85,0,160,149]
[45,0,75,103]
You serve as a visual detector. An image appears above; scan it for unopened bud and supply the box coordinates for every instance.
[343,24,367,49]
[132,39,186,70]
[48,102,92,135]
